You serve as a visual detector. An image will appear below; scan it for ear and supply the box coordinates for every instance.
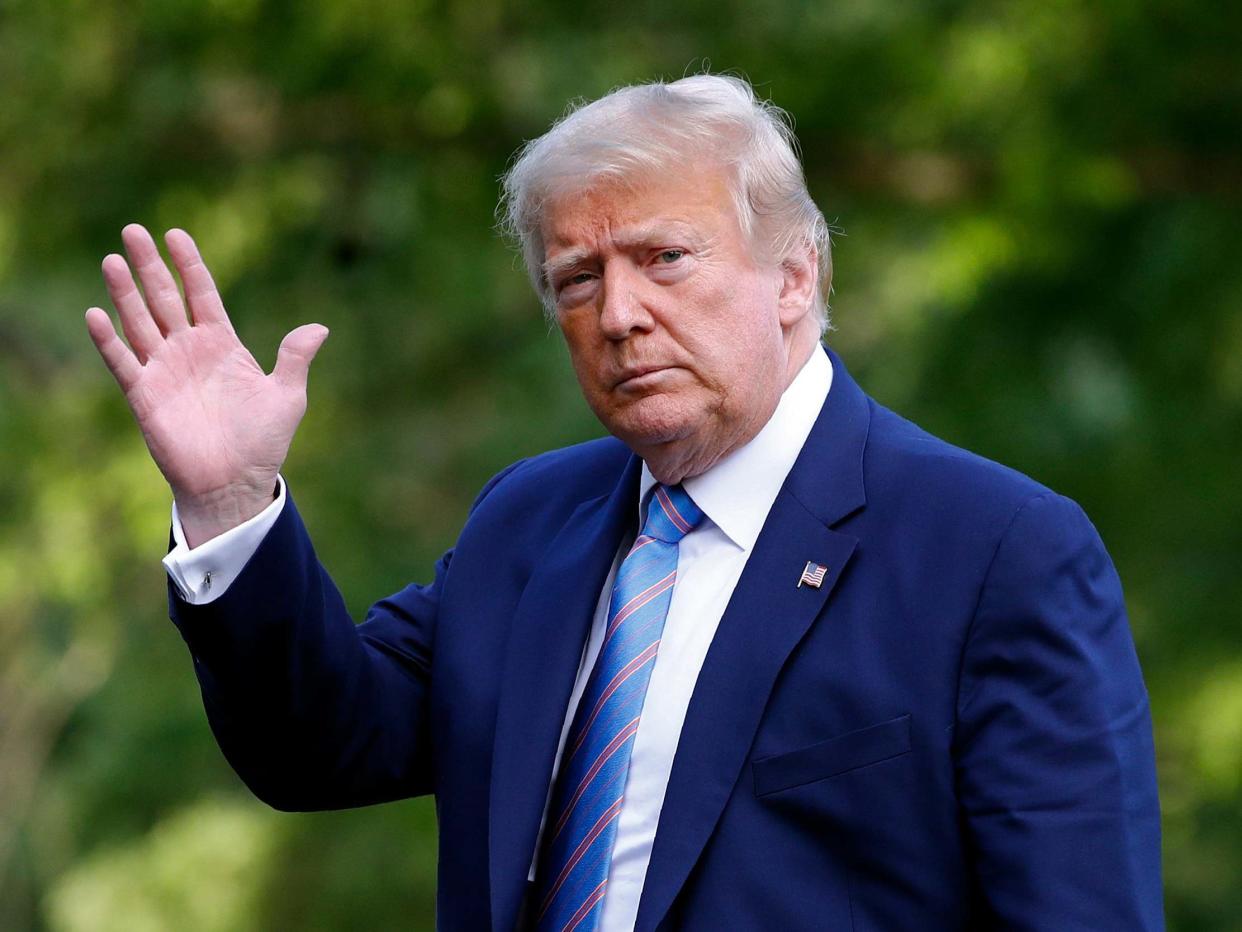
[776,243,818,329]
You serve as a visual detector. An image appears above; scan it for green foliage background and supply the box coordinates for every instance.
[2,0,1239,928]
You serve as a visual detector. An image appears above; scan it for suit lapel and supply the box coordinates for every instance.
[634,345,872,931]
[488,454,642,932]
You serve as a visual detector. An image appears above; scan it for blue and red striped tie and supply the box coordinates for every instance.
[532,483,704,932]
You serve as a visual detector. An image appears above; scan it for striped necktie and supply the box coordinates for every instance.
[532,483,704,932]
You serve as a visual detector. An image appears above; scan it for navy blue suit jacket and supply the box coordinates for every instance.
[171,347,1162,930]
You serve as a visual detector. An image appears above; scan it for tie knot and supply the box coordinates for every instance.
[641,484,704,543]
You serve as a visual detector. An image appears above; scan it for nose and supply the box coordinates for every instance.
[598,260,656,340]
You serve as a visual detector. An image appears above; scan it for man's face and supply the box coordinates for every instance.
[541,166,805,482]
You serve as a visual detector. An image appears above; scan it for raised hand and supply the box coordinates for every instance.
[85,224,329,547]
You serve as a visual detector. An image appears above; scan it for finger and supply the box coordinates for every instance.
[102,253,163,363]
[121,223,189,335]
[85,307,143,392]
[273,324,330,390]
[165,228,233,331]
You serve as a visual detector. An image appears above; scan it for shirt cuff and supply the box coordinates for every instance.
[163,477,287,605]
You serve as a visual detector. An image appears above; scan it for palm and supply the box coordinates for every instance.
[86,225,328,542]
[129,323,298,496]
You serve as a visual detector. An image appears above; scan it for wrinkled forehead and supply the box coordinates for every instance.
[537,163,743,256]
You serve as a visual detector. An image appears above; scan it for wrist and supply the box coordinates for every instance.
[175,479,279,549]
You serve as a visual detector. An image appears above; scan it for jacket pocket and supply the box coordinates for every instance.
[752,714,912,796]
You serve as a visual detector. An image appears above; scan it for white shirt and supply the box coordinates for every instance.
[164,347,833,931]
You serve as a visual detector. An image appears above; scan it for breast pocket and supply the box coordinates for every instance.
[751,714,912,797]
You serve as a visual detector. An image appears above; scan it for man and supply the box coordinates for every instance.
[86,75,1162,930]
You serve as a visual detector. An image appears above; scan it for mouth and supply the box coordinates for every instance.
[614,366,674,391]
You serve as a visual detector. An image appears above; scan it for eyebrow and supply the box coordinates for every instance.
[542,249,593,286]
[541,221,702,284]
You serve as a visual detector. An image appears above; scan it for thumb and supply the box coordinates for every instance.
[273,323,330,390]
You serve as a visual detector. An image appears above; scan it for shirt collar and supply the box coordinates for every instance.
[638,345,833,551]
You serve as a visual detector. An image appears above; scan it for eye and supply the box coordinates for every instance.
[655,249,685,264]
[556,271,595,294]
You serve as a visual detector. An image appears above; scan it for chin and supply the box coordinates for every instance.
[599,394,704,452]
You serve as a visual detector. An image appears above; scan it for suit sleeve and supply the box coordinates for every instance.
[168,462,525,812]
[954,492,1163,930]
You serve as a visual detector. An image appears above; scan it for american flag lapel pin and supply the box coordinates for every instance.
[798,561,828,589]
